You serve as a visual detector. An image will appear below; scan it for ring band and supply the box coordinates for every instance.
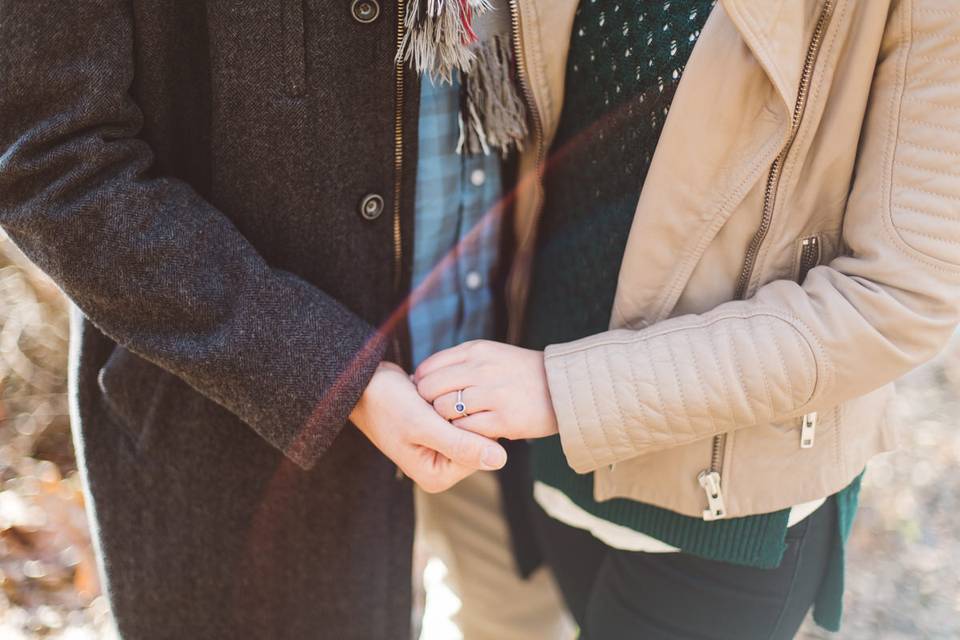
[455,389,468,417]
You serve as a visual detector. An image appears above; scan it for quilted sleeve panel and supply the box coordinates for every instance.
[545,311,819,473]
[888,1,960,266]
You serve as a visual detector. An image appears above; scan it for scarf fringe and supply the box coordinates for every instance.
[457,34,528,156]
[399,0,528,156]
[399,0,493,82]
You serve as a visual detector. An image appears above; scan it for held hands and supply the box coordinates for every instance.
[351,341,557,495]
[414,340,559,441]
[350,362,508,494]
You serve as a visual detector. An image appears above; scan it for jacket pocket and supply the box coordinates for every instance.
[97,346,173,455]
[282,0,306,96]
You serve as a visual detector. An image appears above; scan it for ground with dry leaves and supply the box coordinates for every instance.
[0,236,957,639]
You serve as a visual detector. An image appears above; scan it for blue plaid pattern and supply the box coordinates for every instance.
[409,74,504,368]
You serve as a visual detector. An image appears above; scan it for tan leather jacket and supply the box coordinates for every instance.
[508,0,960,519]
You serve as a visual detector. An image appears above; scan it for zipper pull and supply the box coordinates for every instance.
[800,412,818,449]
[698,470,727,521]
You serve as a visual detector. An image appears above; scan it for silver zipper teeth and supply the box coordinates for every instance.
[702,0,837,518]
[797,235,821,284]
[505,0,546,343]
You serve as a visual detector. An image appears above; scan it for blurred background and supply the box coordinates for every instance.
[0,233,957,640]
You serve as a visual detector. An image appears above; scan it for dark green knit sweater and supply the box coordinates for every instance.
[520,0,859,631]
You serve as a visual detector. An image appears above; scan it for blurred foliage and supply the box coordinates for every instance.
[0,236,113,640]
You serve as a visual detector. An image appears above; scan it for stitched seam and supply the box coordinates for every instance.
[915,7,960,15]
[662,333,696,442]
[582,350,618,464]
[894,225,960,244]
[603,347,637,451]
[911,54,960,65]
[726,326,757,425]
[893,203,960,223]
[793,330,816,405]
[547,312,815,356]
[901,140,960,158]
[623,342,656,447]
[545,314,832,410]
[562,355,600,471]
[878,0,960,275]
[748,318,777,418]
[644,339,670,445]
[902,118,960,136]
[707,322,738,427]
[833,402,843,473]
[895,158,960,179]
[682,329,719,437]
[770,322,797,406]
[900,185,960,204]
[923,33,960,46]
[904,96,960,111]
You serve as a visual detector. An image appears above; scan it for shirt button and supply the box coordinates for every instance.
[470,168,486,187]
[465,271,483,291]
[359,193,384,221]
[351,0,380,24]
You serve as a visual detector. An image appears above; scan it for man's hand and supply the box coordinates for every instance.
[350,362,508,493]
[413,341,559,441]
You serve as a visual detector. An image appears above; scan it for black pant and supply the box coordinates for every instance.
[533,498,837,640]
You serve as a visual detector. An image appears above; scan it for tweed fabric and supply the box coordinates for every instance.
[0,2,421,638]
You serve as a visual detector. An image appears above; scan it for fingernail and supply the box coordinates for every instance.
[482,445,507,469]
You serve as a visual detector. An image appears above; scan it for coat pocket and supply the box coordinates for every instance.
[282,0,306,96]
[97,346,173,455]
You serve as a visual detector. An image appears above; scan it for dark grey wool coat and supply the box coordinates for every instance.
[0,2,425,638]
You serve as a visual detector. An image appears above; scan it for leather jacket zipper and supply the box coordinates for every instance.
[505,0,546,342]
[700,0,836,521]
[797,235,822,284]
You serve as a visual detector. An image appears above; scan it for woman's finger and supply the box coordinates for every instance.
[416,364,480,402]
[452,412,502,439]
[414,340,489,382]
[432,387,494,421]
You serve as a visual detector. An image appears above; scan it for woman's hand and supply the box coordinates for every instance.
[350,362,508,493]
[414,341,559,441]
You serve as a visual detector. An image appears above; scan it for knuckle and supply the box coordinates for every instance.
[452,431,480,465]
[433,398,450,420]
[465,340,486,357]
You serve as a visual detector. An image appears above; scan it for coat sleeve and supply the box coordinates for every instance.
[0,0,386,469]
[544,0,960,474]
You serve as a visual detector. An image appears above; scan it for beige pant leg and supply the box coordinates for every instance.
[415,471,575,640]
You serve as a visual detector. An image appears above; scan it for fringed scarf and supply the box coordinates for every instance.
[397,0,529,156]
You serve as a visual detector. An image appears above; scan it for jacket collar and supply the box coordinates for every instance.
[720,0,835,113]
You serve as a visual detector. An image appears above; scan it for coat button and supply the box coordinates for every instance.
[359,193,385,220]
[351,0,380,23]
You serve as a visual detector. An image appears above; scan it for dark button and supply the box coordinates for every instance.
[351,0,380,24]
[359,193,385,220]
